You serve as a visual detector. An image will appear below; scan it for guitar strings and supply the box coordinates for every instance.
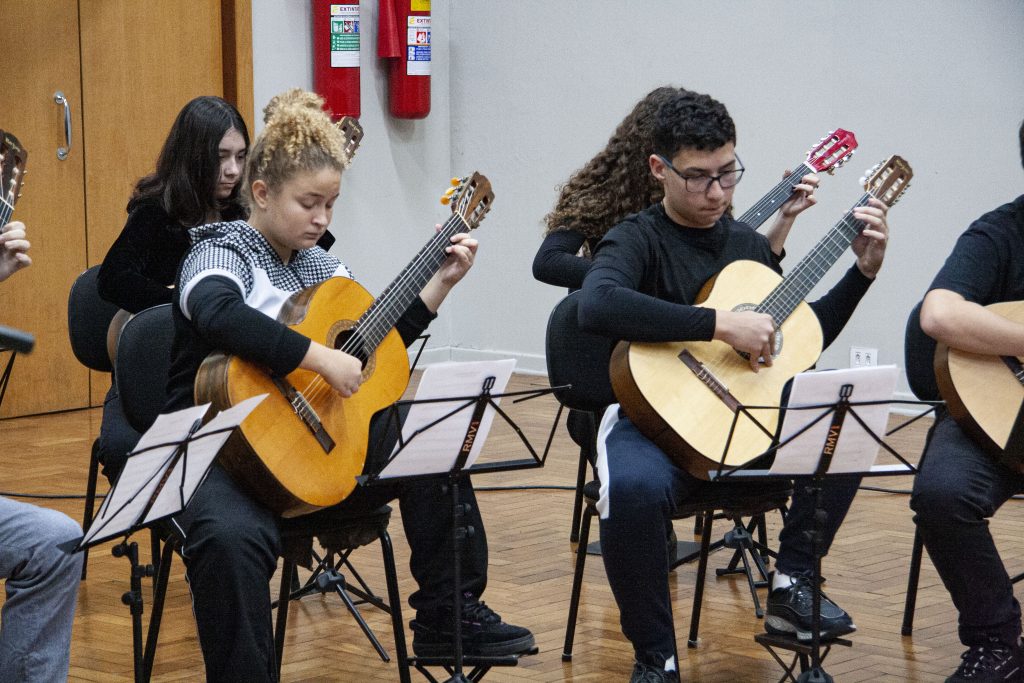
[699,192,873,383]
[299,215,463,404]
[298,208,475,407]
[736,163,809,227]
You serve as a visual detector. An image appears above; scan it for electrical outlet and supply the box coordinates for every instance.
[850,346,878,368]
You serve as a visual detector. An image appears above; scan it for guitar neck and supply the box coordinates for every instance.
[347,213,470,353]
[756,191,872,322]
[736,162,813,229]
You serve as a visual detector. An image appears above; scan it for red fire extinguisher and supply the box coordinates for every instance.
[378,0,431,119]
[312,0,361,119]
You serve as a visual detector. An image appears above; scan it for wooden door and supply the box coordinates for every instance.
[79,0,227,405]
[0,1,90,417]
[0,0,252,417]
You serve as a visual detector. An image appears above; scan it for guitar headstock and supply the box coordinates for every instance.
[441,172,494,230]
[338,116,364,160]
[805,128,857,175]
[0,129,28,219]
[861,155,913,207]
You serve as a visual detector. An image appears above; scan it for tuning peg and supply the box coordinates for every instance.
[440,186,459,205]
[451,177,462,187]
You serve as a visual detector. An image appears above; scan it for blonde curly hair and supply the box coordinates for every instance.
[242,88,351,206]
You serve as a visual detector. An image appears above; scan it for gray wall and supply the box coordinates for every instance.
[254,1,1024,396]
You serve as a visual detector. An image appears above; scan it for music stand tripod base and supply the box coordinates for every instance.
[754,632,851,683]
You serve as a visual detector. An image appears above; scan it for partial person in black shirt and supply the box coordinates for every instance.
[532,85,818,291]
[910,120,1024,683]
[579,90,889,683]
[95,95,250,480]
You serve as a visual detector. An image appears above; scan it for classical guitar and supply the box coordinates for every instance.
[737,128,857,229]
[105,117,366,365]
[934,301,1024,456]
[611,156,913,479]
[0,129,28,227]
[195,173,494,516]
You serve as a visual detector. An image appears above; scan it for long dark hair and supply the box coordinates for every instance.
[128,96,250,227]
[543,86,685,240]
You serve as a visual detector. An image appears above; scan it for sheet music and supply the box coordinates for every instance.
[770,365,898,475]
[378,359,515,478]
[79,395,266,548]
[143,394,267,525]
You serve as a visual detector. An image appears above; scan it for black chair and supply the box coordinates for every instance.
[66,264,120,579]
[544,293,793,658]
[113,304,410,682]
[544,291,615,542]
[899,301,1024,635]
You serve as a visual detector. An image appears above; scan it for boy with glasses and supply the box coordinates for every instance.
[578,89,890,682]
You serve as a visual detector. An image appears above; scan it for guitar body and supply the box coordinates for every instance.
[611,260,824,479]
[934,300,1024,455]
[195,276,410,517]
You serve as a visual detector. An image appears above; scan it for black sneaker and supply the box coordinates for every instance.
[764,576,856,642]
[946,638,1024,682]
[410,599,535,657]
[630,660,680,683]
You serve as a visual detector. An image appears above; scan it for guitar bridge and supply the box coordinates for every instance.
[678,349,742,413]
[271,376,336,453]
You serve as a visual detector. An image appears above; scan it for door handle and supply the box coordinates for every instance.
[54,91,72,160]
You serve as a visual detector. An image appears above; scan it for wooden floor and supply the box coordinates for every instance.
[1,373,1017,682]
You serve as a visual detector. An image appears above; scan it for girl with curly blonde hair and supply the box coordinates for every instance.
[164,89,532,682]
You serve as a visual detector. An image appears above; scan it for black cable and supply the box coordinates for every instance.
[0,491,104,501]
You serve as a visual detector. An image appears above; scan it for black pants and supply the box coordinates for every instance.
[97,379,142,482]
[911,412,1024,648]
[174,464,488,683]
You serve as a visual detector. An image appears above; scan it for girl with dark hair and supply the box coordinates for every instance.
[95,95,250,480]
[533,85,818,290]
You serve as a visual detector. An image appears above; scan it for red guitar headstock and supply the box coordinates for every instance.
[805,128,857,175]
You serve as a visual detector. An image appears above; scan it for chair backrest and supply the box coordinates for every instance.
[545,291,616,412]
[115,304,175,433]
[67,265,120,373]
[904,300,941,401]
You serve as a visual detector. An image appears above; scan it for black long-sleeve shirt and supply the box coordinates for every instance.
[531,229,596,290]
[579,202,872,348]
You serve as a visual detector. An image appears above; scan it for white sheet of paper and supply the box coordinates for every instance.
[770,365,898,476]
[81,395,266,547]
[143,394,268,525]
[377,359,515,478]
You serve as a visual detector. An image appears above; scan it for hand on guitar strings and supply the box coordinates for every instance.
[436,232,478,286]
[301,342,364,398]
[851,197,889,279]
[713,308,777,373]
[779,171,820,219]
[0,221,31,283]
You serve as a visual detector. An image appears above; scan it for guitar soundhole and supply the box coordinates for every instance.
[334,329,369,366]
[731,303,783,362]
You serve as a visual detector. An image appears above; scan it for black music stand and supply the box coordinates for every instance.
[357,360,561,683]
[72,394,266,683]
[708,366,933,683]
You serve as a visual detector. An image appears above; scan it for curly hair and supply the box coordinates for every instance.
[543,86,685,239]
[651,90,735,159]
[242,89,351,207]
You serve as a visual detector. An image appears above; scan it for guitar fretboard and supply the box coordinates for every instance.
[755,192,873,323]
[339,212,470,357]
[737,162,813,229]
